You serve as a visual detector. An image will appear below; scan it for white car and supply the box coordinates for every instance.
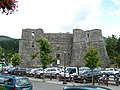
[101,68,119,75]
[34,67,61,79]
[34,68,44,78]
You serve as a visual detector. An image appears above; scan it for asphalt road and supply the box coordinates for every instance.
[31,80,65,90]
[29,78,120,90]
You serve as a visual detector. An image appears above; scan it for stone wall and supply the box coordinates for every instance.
[19,28,109,68]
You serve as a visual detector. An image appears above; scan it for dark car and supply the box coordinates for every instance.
[0,75,32,90]
[63,85,111,90]
[73,70,102,83]
[8,67,27,75]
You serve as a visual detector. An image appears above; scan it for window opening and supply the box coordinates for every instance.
[32,32,35,38]
[87,34,89,38]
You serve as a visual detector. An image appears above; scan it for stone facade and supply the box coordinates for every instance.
[19,28,109,68]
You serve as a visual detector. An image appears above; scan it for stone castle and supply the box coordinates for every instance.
[19,28,109,68]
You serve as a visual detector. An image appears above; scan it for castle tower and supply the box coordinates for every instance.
[71,29,86,66]
[71,29,109,67]
[19,28,44,67]
[85,29,109,67]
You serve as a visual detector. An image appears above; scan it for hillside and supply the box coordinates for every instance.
[0,35,15,41]
[0,35,19,53]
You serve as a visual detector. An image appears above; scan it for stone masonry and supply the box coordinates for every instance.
[19,28,109,68]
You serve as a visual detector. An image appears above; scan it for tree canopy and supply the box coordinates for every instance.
[83,45,101,85]
[37,37,55,69]
[11,53,20,67]
[83,45,100,69]
[105,35,118,65]
[105,35,120,67]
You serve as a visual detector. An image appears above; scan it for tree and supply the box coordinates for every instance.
[0,39,19,65]
[11,53,20,67]
[0,0,18,15]
[115,37,120,67]
[0,46,3,61]
[0,46,5,62]
[114,54,120,68]
[31,37,55,81]
[106,35,118,64]
[83,45,100,85]
[117,37,120,53]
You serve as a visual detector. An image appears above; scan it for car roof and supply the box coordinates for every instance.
[2,75,27,79]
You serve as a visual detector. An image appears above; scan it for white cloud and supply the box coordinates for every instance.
[72,0,102,31]
[102,24,120,37]
[18,0,102,33]
[0,0,119,38]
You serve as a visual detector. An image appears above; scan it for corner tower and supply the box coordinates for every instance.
[71,29,109,67]
[19,28,44,67]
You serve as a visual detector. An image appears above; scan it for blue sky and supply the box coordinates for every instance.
[0,0,120,39]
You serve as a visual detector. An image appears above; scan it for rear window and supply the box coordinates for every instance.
[16,78,30,86]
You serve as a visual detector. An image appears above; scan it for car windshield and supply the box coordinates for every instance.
[16,78,30,86]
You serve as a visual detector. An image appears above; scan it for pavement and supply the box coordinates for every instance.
[28,77,120,90]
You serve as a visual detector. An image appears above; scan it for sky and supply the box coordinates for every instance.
[0,0,120,39]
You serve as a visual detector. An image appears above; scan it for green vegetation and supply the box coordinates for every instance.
[0,36,19,65]
[83,45,101,85]
[31,37,55,81]
[11,53,20,67]
[106,35,120,67]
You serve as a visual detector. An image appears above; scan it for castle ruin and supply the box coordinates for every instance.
[19,28,109,68]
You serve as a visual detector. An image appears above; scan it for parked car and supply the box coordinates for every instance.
[79,67,90,74]
[73,69,102,83]
[0,75,6,90]
[0,75,33,90]
[8,67,27,75]
[34,68,43,78]
[43,67,60,79]
[26,68,40,77]
[63,85,111,90]
[59,67,79,81]
[101,68,119,75]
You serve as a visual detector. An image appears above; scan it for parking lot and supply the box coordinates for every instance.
[1,66,120,90]
[29,77,120,90]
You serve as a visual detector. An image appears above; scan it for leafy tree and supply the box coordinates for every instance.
[32,37,55,81]
[5,52,13,65]
[0,47,3,61]
[83,45,100,85]
[11,53,20,67]
[106,35,118,64]
[117,37,120,53]
[0,39,19,65]
[0,47,5,62]
[115,37,120,67]
[0,40,19,53]
[114,54,120,68]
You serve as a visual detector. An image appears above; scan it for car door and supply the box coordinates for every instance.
[4,78,15,90]
[0,77,6,90]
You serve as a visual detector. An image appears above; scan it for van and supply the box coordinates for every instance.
[59,67,79,81]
